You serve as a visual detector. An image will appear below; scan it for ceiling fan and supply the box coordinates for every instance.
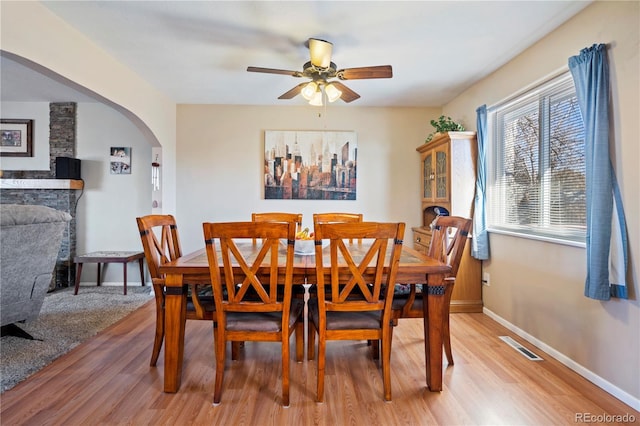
[247,38,393,105]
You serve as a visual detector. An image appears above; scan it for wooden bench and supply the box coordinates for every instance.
[74,251,145,295]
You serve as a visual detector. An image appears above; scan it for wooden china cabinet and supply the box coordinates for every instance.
[414,131,482,313]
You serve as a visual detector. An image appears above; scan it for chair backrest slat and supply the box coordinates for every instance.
[314,222,405,313]
[204,221,296,314]
[428,216,472,278]
[313,212,363,224]
[251,212,303,242]
[313,212,363,243]
[136,214,182,281]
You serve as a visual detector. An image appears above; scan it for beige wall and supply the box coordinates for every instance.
[0,1,178,213]
[444,1,639,407]
[175,105,441,253]
[75,102,153,284]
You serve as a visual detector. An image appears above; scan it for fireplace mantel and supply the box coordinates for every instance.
[0,179,84,190]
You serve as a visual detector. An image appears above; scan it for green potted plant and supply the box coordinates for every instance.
[425,115,465,143]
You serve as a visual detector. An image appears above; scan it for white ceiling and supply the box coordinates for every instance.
[1,1,591,107]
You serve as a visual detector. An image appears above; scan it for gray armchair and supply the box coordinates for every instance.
[1,204,71,338]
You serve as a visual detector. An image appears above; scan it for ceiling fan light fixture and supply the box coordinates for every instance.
[325,83,342,102]
[301,81,318,100]
[309,38,333,68]
[308,90,323,106]
[249,38,389,104]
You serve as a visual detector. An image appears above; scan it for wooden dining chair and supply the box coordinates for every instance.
[313,212,363,243]
[251,212,303,242]
[308,221,405,402]
[313,212,363,223]
[251,212,306,303]
[203,221,304,407]
[311,212,375,351]
[136,214,216,367]
[391,215,472,365]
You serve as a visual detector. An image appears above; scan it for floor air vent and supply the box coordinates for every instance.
[499,336,543,361]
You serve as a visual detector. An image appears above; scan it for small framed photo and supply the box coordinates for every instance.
[110,147,131,174]
[1,119,34,157]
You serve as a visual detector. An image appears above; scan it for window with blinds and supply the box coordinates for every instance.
[487,72,586,243]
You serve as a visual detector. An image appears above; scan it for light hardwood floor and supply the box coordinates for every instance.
[1,301,637,425]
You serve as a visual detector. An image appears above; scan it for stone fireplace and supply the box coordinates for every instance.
[0,103,80,289]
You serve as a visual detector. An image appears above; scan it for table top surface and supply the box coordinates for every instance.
[159,242,450,285]
[74,251,144,261]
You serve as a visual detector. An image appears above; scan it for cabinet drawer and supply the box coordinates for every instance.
[412,228,431,254]
[413,240,429,254]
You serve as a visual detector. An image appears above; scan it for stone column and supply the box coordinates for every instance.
[0,102,78,289]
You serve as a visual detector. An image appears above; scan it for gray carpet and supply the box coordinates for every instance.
[0,286,154,393]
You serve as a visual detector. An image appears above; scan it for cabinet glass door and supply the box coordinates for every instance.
[435,150,448,199]
[423,153,433,199]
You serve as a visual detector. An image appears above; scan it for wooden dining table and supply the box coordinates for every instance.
[159,241,452,394]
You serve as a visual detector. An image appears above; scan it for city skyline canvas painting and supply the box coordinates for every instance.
[264,130,357,200]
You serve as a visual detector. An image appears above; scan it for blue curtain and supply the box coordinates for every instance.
[568,44,628,300]
[471,105,489,260]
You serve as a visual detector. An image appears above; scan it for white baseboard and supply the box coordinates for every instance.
[483,307,640,411]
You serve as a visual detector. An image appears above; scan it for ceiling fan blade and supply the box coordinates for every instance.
[247,66,301,77]
[338,65,393,80]
[331,82,360,103]
[308,38,333,68]
[278,83,307,100]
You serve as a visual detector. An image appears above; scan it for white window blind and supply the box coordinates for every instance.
[487,72,586,243]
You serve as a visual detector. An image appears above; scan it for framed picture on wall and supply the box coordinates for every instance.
[264,130,357,200]
[110,147,131,174]
[0,119,33,157]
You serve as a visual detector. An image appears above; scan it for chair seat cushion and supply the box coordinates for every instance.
[309,284,368,299]
[391,283,424,312]
[392,278,453,312]
[187,295,216,313]
[225,299,304,332]
[391,296,423,311]
[194,285,213,297]
[308,298,381,330]
[242,285,306,300]
[393,283,423,295]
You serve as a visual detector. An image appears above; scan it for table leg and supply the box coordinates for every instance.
[97,263,102,287]
[74,263,83,295]
[123,262,128,295]
[138,259,145,286]
[423,273,446,392]
[164,274,187,393]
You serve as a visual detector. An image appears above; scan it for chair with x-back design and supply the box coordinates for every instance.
[313,212,363,242]
[203,221,304,406]
[251,212,303,242]
[391,215,471,365]
[308,221,405,402]
[137,214,217,367]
